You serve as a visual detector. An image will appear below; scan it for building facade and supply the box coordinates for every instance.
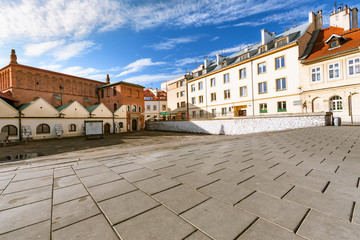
[300,5,360,124]
[144,88,167,121]
[186,11,322,119]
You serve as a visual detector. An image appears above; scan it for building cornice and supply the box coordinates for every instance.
[188,42,298,83]
[301,47,360,65]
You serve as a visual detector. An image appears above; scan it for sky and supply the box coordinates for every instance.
[0,0,359,89]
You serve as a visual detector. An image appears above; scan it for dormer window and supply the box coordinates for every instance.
[258,45,267,54]
[330,41,339,48]
[275,37,288,48]
[239,53,249,61]
[326,34,345,50]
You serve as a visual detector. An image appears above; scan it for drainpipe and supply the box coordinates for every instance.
[251,60,255,116]
[350,93,353,124]
[185,78,189,119]
[18,111,23,142]
[60,85,63,106]
[205,77,208,118]
[112,113,116,133]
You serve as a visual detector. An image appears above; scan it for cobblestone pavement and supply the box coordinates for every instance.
[0,126,360,240]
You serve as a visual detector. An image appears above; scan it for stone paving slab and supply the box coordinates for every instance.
[0,127,359,239]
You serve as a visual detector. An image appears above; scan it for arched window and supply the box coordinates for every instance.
[330,96,343,111]
[69,124,76,132]
[36,124,50,134]
[114,103,117,111]
[138,106,142,112]
[119,122,124,128]
[127,105,130,112]
[132,104,137,112]
[1,125,17,136]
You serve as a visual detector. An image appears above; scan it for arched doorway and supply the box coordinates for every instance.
[132,119,138,131]
[104,123,111,134]
[312,97,323,113]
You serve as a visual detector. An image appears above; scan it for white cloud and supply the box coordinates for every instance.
[0,58,8,66]
[118,73,183,85]
[175,57,202,66]
[210,36,220,41]
[208,44,249,57]
[38,64,62,71]
[116,58,165,77]
[24,40,66,57]
[61,66,100,77]
[147,36,199,50]
[52,41,95,61]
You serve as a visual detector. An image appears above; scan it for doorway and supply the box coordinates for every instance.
[104,123,111,134]
[132,119,138,131]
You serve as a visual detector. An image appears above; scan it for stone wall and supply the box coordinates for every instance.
[146,113,332,135]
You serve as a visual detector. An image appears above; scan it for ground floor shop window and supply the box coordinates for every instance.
[330,96,342,111]
[36,124,50,134]
[1,125,17,136]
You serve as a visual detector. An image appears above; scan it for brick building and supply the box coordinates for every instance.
[0,50,103,107]
[98,78,145,131]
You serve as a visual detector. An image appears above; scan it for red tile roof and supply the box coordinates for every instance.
[0,92,18,102]
[144,89,167,101]
[305,26,360,61]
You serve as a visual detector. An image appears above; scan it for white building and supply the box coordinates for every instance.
[144,88,168,121]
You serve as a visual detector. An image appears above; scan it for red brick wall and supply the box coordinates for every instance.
[1,64,104,107]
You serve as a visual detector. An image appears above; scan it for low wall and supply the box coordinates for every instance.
[146,113,332,135]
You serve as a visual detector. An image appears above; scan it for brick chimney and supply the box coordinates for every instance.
[10,49,17,64]
[106,74,110,84]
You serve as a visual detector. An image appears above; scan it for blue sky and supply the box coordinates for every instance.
[0,0,359,89]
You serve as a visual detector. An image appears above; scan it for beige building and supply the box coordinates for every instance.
[144,88,167,121]
[300,5,360,124]
[186,11,322,119]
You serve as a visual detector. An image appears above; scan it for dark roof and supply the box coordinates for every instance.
[98,81,144,89]
[299,29,321,60]
[56,102,73,112]
[86,104,100,113]
[17,102,34,112]
[0,92,18,102]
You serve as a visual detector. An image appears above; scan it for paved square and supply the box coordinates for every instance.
[0,127,359,239]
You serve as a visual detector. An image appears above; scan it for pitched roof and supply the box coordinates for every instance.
[144,88,167,101]
[17,101,34,111]
[98,80,144,89]
[303,27,360,62]
[56,102,73,112]
[86,104,100,113]
[0,92,18,102]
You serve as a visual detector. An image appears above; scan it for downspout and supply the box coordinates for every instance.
[18,111,22,142]
[251,60,255,116]
[185,77,189,119]
[350,93,353,124]
[112,112,116,133]
[60,85,63,106]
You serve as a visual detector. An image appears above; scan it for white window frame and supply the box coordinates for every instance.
[210,78,216,87]
[199,95,204,103]
[224,89,230,99]
[258,82,267,94]
[223,73,230,83]
[348,58,360,76]
[146,105,151,111]
[180,91,185,97]
[191,84,195,92]
[311,66,322,83]
[240,86,247,97]
[275,56,285,70]
[198,82,203,90]
[258,62,266,74]
[211,92,216,102]
[221,107,227,116]
[191,97,196,104]
[276,78,286,91]
[239,68,246,79]
[330,96,343,111]
[328,62,340,80]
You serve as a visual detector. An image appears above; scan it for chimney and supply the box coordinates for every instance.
[330,5,351,30]
[261,29,275,45]
[10,49,17,64]
[204,59,211,68]
[352,8,358,29]
[308,11,316,24]
[316,10,323,30]
[106,74,110,84]
[216,54,225,65]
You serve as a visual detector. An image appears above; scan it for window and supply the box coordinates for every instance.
[1,125,17,136]
[239,68,246,79]
[228,107,232,112]
[311,67,322,82]
[198,82,203,90]
[192,111,196,118]
[138,106,141,112]
[330,40,339,48]
[191,84,195,92]
[224,90,230,99]
[177,92,179,98]
[240,86,247,97]
[259,103,267,113]
[330,96,343,111]
[119,122,124,128]
[153,105,157,111]
[211,92,216,101]
[128,89,132,97]
[212,109,216,117]
[69,124,76,132]
[36,124,50,134]
[127,105,130,112]
[328,63,340,79]
[113,87,117,96]
[180,80,185,86]
[136,90,140,98]
[101,89,104,98]
[277,101,287,112]
[276,78,286,91]
[146,105,150,111]
[239,53,249,61]
[132,105,137,112]
[224,73,230,83]
[180,91,185,97]
[258,62,266,74]
[348,58,360,76]
[276,38,287,47]
[181,101,186,107]
[191,97,196,104]
[200,110,204,117]
[181,113,186,120]
[114,103,117,111]
[258,82,267,94]
[162,105,166,111]
[177,102,180,108]
[210,78,216,87]
[199,95,204,103]
[259,46,267,54]
[221,107,227,116]
[275,56,285,69]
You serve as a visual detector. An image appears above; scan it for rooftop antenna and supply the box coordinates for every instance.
[334,1,337,12]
